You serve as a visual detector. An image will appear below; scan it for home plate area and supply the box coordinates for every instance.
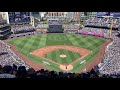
[31,45,91,71]
[60,64,73,71]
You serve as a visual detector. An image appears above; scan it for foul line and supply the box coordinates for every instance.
[70,52,91,65]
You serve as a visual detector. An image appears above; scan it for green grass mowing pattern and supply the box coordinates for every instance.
[47,34,68,41]
[15,36,40,55]
[64,49,80,64]
[38,34,47,47]
[46,34,73,46]
[17,48,61,72]
[66,34,80,46]
[8,34,106,72]
[15,35,44,53]
[63,51,68,64]
[56,49,67,64]
[73,34,105,50]
[22,37,36,51]
[18,36,38,53]
[56,50,62,64]
[62,49,71,64]
[51,50,57,62]
[17,36,37,50]
[45,49,81,64]
[71,47,100,73]
[46,52,53,60]
[28,35,42,51]
[68,34,90,49]
[8,38,26,46]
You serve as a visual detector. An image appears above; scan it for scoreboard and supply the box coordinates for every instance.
[8,12,30,24]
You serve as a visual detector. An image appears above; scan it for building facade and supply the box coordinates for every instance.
[47,12,66,21]
[8,12,31,25]
[88,12,97,19]
[66,12,74,22]
[80,12,97,23]
[73,12,81,22]
[0,12,9,24]
[66,12,80,23]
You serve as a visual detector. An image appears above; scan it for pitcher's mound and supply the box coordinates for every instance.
[60,64,73,71]
[59,54,67,58]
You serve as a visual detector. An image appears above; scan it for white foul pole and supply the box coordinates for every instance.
[5,12,10,24]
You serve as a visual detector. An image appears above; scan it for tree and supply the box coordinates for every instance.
[47,28,50,31]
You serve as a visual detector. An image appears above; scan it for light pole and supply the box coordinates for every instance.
[110,18,113,38]
[103,16,113,39]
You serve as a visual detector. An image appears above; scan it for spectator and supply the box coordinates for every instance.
[0,65,16,78]
[27,68,35,78]
[16,66,27,78]
[0,65,3,74]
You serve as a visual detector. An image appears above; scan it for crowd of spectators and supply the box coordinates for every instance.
[0,18,6,25]
[79,27,110,38]
[64,24,79,33]
[8,23,43,38]
[11,24,35,34]
[98,31,120,75]
[0,18,12,40]
[9,31,42,39]
[78,17,120,75]
[79,18,120,75]
[0,64,120,78]
[0,40,29,69]
[85,17,119,29]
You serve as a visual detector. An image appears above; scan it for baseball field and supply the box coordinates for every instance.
[8,34,106,73]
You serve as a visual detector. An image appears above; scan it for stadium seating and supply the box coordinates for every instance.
[85,17,119,30]
[98,31,120,75]
[79,27,109,38]
[0,63,120,78]
[11,24,35,34]
[0,40,29,69]
[0,18,11,40]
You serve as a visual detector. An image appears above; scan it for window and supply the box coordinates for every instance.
[54,13,56,16]
[84,12,87,16]
[49,13,51,16]
[52,13,53,16]
[59,13,61,16]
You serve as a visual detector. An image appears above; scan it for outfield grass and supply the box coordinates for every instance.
[8,34,105,72]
